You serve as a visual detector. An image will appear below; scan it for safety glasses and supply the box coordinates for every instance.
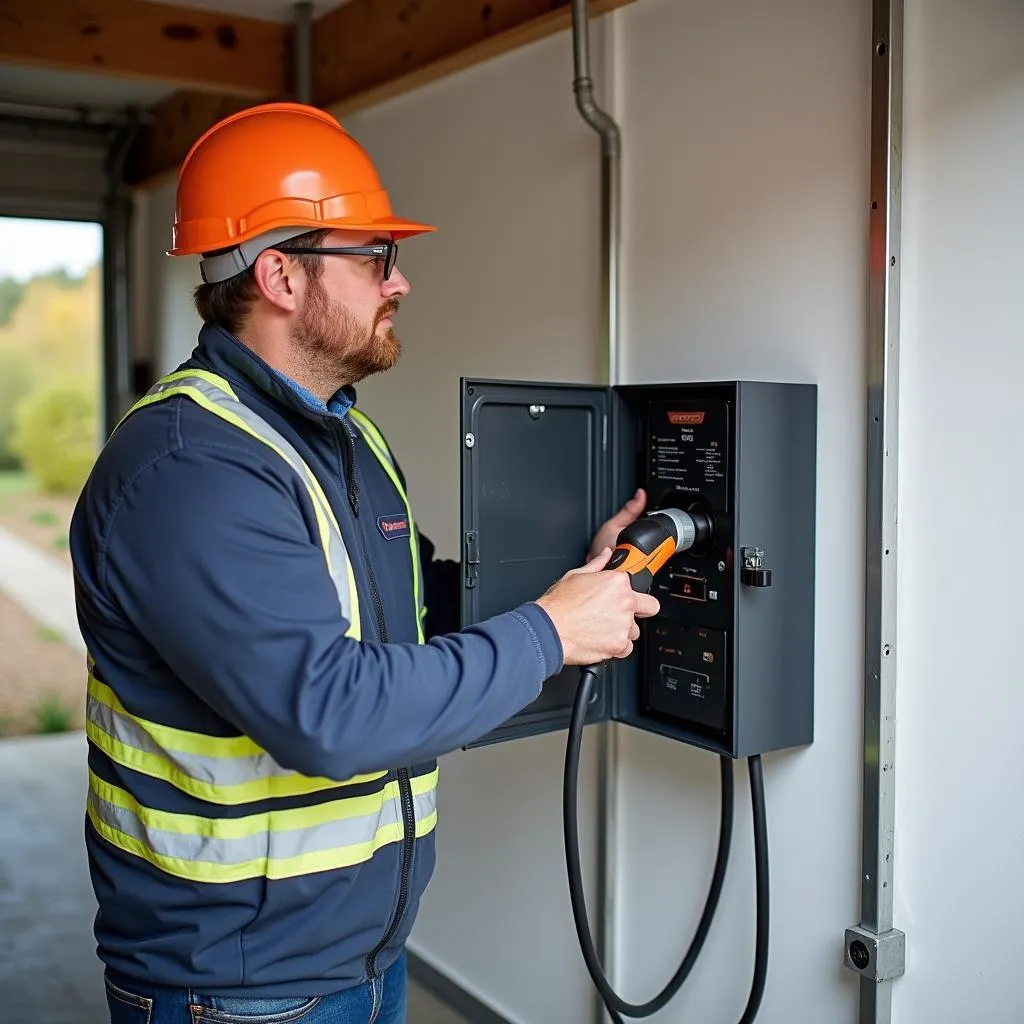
[275,241,399,280]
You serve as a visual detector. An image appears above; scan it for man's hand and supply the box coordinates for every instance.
[536,548,660,666]
[588,488,647,561]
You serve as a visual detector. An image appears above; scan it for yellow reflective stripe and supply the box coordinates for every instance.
[87,674,386,805]
[91,767,437,836]
[349,408,388,454]
[87,803,438,884]
[87,769,439,884]
[89,676,259,758]
[349,408,425,644]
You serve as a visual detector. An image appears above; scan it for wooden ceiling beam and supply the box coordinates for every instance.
[317,0,639,116]
[125,0,637,189]
[0,0,290,97]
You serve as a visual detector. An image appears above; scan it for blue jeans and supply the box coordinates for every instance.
[103,952,407,1024]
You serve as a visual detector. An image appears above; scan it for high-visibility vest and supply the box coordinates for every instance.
[84,369,437,884]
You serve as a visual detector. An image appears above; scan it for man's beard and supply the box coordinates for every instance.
[291,274,401,392]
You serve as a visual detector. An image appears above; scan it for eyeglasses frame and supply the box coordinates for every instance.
[274,242,399,281]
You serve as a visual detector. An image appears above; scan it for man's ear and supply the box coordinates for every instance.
[252,249,300,313]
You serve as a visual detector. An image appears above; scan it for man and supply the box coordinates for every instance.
[71,103,656,1024]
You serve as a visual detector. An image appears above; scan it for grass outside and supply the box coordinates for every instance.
[0,469,76,565]
[0,469,83,738]
[0,469,34,494]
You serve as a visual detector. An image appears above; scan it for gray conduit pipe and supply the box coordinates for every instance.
[571,0,622,387]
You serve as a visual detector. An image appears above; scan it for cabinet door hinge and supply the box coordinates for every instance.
[464,531,480,588]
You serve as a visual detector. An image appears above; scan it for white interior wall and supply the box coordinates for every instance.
[137,0,1024,1021]
[614,0,867,1021]
[143,180,201,374]
[895,2,1024,1021]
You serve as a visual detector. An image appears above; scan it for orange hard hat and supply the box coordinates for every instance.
[168,102,435,282]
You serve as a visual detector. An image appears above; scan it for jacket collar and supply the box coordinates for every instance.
[190,323,356,425]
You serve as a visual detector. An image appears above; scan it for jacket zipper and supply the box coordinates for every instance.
[366,766,415,981]
[336,419,416,983]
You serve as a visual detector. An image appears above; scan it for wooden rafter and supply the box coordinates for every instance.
[0,0,290,97]
[319,0,637,116]
[123,0,638,188]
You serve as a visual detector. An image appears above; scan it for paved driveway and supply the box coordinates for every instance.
[0,731,105,1024]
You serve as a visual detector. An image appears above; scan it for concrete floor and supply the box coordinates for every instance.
[0,732,465,1024]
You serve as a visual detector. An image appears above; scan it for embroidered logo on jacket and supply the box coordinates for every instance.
[377,514,410,540]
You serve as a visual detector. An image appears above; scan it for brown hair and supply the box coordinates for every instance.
[192,228,330,335]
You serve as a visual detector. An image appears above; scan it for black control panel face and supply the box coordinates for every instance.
[647,399,730,513]
[642,399,734,736]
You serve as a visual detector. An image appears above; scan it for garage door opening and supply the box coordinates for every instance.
[0,214,102,741]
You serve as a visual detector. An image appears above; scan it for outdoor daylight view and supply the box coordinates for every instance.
[0,216,102,740]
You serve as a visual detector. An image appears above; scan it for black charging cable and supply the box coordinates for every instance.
[564,666,771,1023]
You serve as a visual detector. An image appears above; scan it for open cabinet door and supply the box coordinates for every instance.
[461,378,611,745]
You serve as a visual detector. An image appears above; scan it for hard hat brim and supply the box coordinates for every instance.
[361,216,437,242]
[168,215,436,258]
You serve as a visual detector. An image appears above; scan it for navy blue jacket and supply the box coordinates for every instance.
[70,324,563,995]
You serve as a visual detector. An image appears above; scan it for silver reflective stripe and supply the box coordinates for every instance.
[86,692,298,788]
[87,785,437,870]
[145,374,355,623]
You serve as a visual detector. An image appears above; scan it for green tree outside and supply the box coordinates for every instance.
[0,263,100,491]
[11,385,98,494]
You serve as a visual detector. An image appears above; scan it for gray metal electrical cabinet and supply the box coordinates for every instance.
[460,378,817,758]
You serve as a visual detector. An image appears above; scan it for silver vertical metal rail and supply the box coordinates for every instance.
[843,0,907,1018]
[570,4,622,1022]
